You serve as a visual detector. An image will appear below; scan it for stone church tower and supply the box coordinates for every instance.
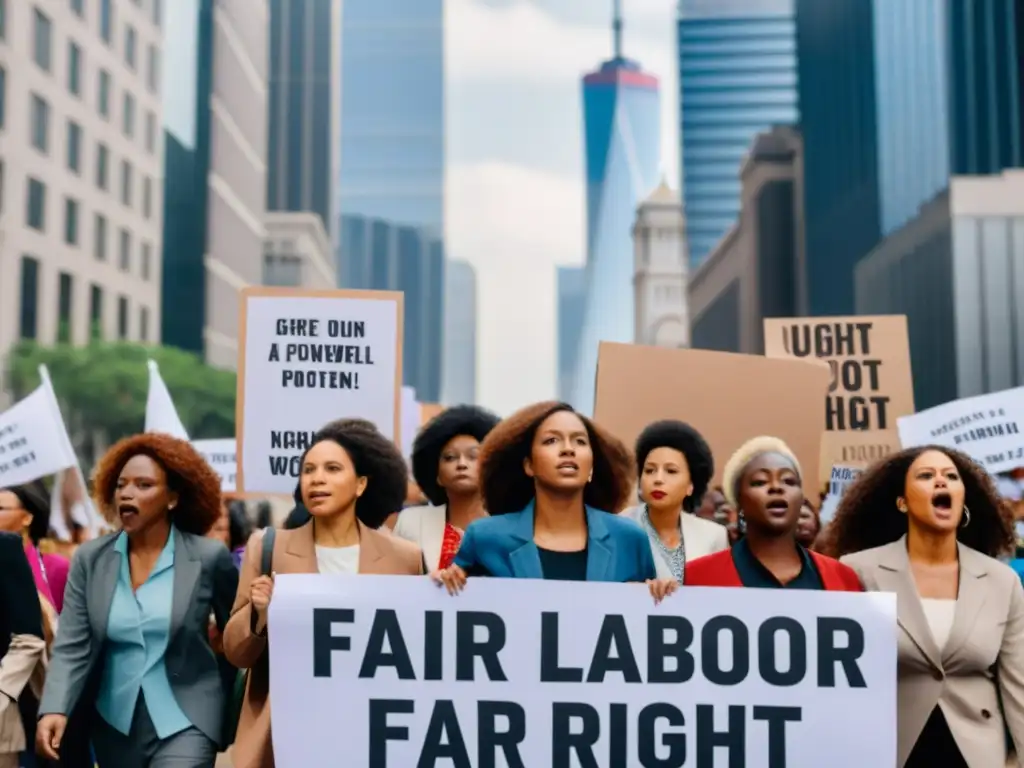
[632,180,690,347]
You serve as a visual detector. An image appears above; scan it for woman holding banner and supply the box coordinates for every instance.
[825,446,1023,768]
[432,402,675,600]
[224,418,424,768]
[394,405,500,570]
[685,436,861,591]
[620,420,729,583]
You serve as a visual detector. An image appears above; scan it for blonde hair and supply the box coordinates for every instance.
[721,436,802,508]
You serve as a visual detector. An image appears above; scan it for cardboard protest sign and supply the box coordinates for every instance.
[269,575,897,766]
[897,386,1024,474]
[419,403,443,427]
[593,343,830,488]
[817,430,900,485]
[0,374,79,487]
[236,287,403,495]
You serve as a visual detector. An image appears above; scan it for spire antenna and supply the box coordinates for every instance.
[613,0,623,59]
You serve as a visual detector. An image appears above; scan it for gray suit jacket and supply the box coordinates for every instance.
[842,537,1024,767]
[38,527,239,747]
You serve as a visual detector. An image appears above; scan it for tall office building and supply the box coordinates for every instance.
[442,259,477,405]
[266,0,341,242]
[338,0,445,402]
[556,265,585,402]
[678,0,798,269]
[570,1,661,415]
[0,0,163,404]
[161,0,268,369]
[796,0,1024,315]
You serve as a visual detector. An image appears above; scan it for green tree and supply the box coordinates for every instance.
[6,340,236,468]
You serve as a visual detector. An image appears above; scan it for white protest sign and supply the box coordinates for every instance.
[897,386,1024,473]
[237,287,403,494]
[819,465,864,524]
[400,387,419,461]
[269,576,897,767]
[0,375,79,487]
[145,360,237,492]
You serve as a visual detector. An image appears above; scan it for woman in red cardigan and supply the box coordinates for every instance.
[685,436,861,591]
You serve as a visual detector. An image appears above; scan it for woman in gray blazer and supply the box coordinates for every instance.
[36,434,238,768]
[822,446,1022,767]
[620,420,729,583]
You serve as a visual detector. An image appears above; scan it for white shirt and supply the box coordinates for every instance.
[921,598,956,651]
[315,545,360,575]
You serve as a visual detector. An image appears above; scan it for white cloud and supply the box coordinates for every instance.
[446,161,585,414]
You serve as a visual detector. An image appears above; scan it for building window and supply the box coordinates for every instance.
[0,0,6,39]
[139,306,149,342]
[120,160,132,206]
[96,142,109,189]
[100,0,112,44]
[68,41,82,96]
[58,272,73,343]
[146,45,159,93]
[145,111,156,153]
[64,197,79,245]
[117,296,129,339]
[142,176,152,218]
[34,9,52,72]
[0,66,5,129]
[66,120,82,173]
[20,256,40,340]
[70,0,85,18]
[152,0,161,26]
[124,25,136,69]
[26,178,46,231]
[30,94,49,153]
[141,241,152,280]
[90,284,103,340]
[98,69,111,117]
[119,228,131,271]
[122,92,135,137]
[94,213,107,260]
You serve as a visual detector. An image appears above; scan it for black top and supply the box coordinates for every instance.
[538,547,588,581]
[732,538,823,590]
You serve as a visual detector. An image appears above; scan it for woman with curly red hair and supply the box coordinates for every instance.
[432,402,674,600]
[824,446,1022,768]
[36,433,238,768]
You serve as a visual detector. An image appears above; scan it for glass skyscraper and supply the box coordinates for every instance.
[338,0,445,402]
[556,265,585,402]
[678,0,798,269]
[570,25,661,414]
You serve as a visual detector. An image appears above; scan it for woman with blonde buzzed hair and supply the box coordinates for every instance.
[685,436,861,591]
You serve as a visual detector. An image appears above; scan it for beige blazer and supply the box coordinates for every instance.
[393,504,448,571]
[223,521,424,768]
[841,537,1024,767]
[0,634,45,755]
[619,505,730,580]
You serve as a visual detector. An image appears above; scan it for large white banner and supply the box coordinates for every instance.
[269,576,898,767]
[897,386,1024,473]
[145,360,237,492]
[0,375,79,487]
[237,288,403,494]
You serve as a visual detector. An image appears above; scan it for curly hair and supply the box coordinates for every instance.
[292,418,408,528]
[0,484,52,543]
[820,445,1014,559]
[92,433,222,536]
[634,420,713,512]
[412,405,500,505]
[479,401,634,515]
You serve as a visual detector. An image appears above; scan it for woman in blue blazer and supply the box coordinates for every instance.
[433,402,675,600]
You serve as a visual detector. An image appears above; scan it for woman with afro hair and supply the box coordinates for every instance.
[394,405,500,571]
[37,433,239,768]
[824,446,1024,768]
[620,420,729,583]
[224,418,424,768]
[433,402,677,602]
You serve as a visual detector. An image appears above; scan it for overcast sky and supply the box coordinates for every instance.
[445,0,678,415]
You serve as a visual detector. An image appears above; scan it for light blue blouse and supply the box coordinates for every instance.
[95,531,191,738]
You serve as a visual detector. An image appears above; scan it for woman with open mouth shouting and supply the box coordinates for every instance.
[685,436,861,592]
[823,446,1023,768]
[431,401,677,603]
[36,433,239,768]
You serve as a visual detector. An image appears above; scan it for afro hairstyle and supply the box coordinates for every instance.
[411,405,500,505]
[634,420,714,512]
[292,418,408,528]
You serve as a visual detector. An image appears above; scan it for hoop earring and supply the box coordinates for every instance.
[961,505,971,528]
